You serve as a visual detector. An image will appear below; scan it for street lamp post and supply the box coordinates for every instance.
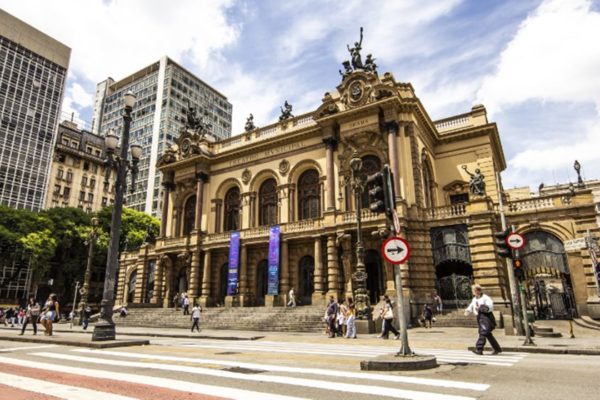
[350,152,371,319]
[78,217,99,323]
[92,91,141,341]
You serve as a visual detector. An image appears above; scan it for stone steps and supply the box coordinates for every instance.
[532,324,562,338]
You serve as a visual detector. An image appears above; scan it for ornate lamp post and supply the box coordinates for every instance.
[350,152,370,319]
[78,216,99,321]
[92,91,141,341]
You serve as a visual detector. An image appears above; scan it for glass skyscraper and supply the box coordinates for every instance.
[0,9,70,211]
[93,56,232,217]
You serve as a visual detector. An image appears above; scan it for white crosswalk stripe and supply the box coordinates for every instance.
[25,350,486,400]
[152,339,527,366]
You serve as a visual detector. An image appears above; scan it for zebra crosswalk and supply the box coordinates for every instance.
[152,338,527,367]
[0,346,494,400]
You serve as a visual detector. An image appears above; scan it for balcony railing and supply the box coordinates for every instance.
[340,209,382,224]
[429,203,467,219]
[506,195,572,213]
[283,219,322,233]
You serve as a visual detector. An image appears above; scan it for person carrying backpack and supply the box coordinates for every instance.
[465,284,502,355]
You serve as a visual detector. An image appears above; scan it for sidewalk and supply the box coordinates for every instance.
[1,320,599,355]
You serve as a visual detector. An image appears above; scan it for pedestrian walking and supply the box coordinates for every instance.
[287,288,296,307]
[183,294,190,315]
[40,294,60,336]
[465,284,502,355]
[432,290,443,315]
[19,296,40,335]
[345,302,357,339]
[325,296,338,338]
[6,307,15,327]
[420,304,433,328]
[191,303,202,332]
[380,295,400,340]
[337,298,348,337]
[173,292,180,310]
[17,308,26,326]
[82,306,92,330]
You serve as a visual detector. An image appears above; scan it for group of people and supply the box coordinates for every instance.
[0,294,60,336]
[324,296,357,339]
[173,292,202,332]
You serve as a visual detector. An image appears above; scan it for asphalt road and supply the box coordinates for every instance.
[0,337,598,399]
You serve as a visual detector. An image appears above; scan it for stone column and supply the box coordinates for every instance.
[212,199,222,233]
[164,265,173,308]
[152,256,165,305]
[323,137,337,211]
[280,239,290,295]
[194,172,208,232]
[160,172,174,237]
[386,121,401,201]
[116,259,128,305]
[189,251,201,300]
[312,235,326,305]
[199,250,214,307]
[326,234,341,299]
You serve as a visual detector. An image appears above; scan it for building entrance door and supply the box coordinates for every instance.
[435,262,473,309]
[256,260,268,306]
[298,256,314,305]
[365,250,384,305]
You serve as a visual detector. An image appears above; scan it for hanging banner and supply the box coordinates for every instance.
[227,231,240,296]
[267,225,280,295]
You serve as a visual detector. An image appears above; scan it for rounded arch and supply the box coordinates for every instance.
[215,178,242,199]
[126,269,138,304]
[297,169,321,220]
[516,223,573,244]
[249,169,280,193]
[287,160,323,184]
[259,178,278,226]
[522,230,569,275]
[421,149,437,208]
[182,194,196,235]
[223,186,241,232]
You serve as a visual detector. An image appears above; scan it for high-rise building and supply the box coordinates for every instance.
[45,119,117,212]
[93,56,232,217]
[0,9,71,211]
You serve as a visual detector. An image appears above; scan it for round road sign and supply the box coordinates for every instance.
[506,233,525,249]
[381,237,411,264]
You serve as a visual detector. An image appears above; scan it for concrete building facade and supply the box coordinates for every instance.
[116,67,600,322]
[45,120,117,212]
[0,9,70,211]
[93,57,232,217]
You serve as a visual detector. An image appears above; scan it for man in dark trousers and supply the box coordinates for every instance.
[325,297,339,338]
[465,284,502,355]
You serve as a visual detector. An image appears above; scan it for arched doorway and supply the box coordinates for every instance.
[127,271,137,304]
[366,250,385,305]
[522,231,576,319]
[255,260,268,306]
[298,256,314,305]
[177,268,188,294]
[219,263,228,305]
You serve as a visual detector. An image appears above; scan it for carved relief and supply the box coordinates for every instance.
[279,159,290,176]
[241,168,252,184]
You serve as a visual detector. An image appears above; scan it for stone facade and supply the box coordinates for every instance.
[117,69,600,320]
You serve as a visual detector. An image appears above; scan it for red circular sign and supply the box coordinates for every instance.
[506,233,526,250]
[381,237,411,264]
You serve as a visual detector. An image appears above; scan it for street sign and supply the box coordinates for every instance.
[381,237,410,264]
[564,237,587,251]
[506,232,525,250]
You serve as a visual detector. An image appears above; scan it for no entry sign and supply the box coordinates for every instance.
[381,237,411,264]
[506,233,526,250]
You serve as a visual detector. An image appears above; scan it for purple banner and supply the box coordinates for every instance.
[227,231,240,296]
[267,225,280,295]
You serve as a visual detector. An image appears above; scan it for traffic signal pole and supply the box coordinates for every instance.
[496,172,524,336]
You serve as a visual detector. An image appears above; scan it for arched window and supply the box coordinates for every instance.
[360,155,381,209]
[127,271,137,303]
[298,169,320,220]
[223,187,240,231]
[182,195,196,235]
[422,159,434,208]
[259,178,278,226]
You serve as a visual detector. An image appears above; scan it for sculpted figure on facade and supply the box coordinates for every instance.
[347,27,364,70]
[364,54,377,74]
[339,60,353,79]
[244,113,256,131]
[279,100,294,121]
[462,165,486,196]
[185,100,212,137]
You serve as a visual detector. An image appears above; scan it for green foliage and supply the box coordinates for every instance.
[97,206,160,252]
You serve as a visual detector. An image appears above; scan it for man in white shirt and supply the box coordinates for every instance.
[465,284,502,355]
[191,303,201,332]
[287,288,296,307]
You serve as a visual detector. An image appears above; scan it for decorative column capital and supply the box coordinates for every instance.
[322,136,338,151]
[385,121,399,136]
[196,171,209,183]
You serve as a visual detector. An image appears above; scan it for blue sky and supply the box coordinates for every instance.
[2,0,599,190]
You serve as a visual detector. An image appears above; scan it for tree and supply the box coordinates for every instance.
[96,206,160,252]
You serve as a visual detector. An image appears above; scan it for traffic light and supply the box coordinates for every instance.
[367,171,386,214]
[514,258,524,280]
[494,228,512,258]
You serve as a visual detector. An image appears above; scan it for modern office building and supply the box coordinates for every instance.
[0,9,70,211]
[45,119,117,212]
[93,56,232,217]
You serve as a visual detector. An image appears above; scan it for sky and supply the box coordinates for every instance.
[1,0,599,191]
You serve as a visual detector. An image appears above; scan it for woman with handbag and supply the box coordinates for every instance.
[40,293,60,336]
[381,295,400,340]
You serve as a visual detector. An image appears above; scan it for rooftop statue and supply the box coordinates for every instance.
[279,100,294,121]
[364,54,377,74]
[347,27,364,70]
[244,113,256,131]
[185,100,211,136]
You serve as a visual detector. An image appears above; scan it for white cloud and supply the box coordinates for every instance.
[69,82,93,108]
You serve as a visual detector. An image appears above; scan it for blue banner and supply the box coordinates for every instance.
[267,225,281,295]
[227,231,240,296]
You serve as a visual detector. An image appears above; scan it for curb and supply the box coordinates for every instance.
[361,354,438,371]
[468,345,600,356]
[0,335,149,349]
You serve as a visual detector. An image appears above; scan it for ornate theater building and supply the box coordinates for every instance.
[116,50,600,322]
